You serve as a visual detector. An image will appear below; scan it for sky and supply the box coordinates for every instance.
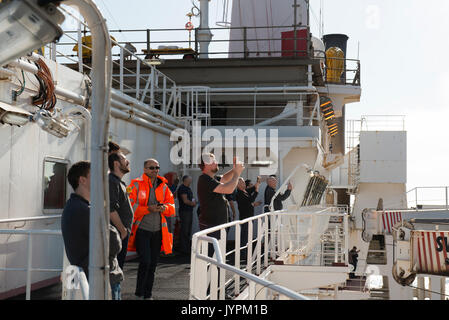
[62,0,449,198]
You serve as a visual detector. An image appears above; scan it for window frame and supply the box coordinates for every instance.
[42,157,70,215]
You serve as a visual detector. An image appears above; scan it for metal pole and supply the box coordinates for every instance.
[334,225,339,263]
[344,215,349,266]
[119,47,124,92]
[146,29,151,55]
[67,0,112,300]
[446,187,449,210]
[77,21,83,73]
[198,0,212,58]
[415,188,418,211]
[243,27,248,58]
[293,0,298,57]
[136,59,140,100]
[26,234,32,300]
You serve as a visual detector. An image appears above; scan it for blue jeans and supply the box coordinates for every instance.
[111,282,121,300]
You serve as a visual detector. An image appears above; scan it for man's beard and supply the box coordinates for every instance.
[120,165,130,174]
[211,167,218,173]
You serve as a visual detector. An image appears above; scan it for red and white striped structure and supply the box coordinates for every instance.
[412,231,449,276]
[381,211,403,234]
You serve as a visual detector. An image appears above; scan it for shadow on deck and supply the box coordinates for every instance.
[6,253,192,300]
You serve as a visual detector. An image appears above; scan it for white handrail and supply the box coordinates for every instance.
[0,215,62,224]
[190,207,349,300]
[193,235,308,300]
[0,229,62,300]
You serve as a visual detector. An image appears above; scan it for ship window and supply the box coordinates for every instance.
[43,158,69,213]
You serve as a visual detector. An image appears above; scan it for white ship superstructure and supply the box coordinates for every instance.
[0,0,447,300]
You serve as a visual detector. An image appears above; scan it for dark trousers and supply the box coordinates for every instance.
[350,261,357,278]
[135,228,162,299]
[179,210,193,254]
[117,233,129,270]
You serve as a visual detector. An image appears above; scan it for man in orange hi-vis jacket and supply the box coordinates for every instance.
[127,158,175,300]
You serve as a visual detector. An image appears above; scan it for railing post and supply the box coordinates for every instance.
[234,223,241,296]
[256,218,262,275]
[219,228,226,300]
[415,188,418,211]
[162,77,167,113]
[445,187,449,210]
[77,21,83,73]
[243,27,248,58]
[247,219,253,272]
[150,67,155,108]
[26,233,33,300]
[344,215,349,266]
[136,59,140,100]
[194,28,199,59]
[264,215,269,267]
[146,29,151,55]
[293,0,297,57]
[119,46,124,92]
[334,225,339,264]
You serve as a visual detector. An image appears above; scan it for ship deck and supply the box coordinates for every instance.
[7,254,192,300]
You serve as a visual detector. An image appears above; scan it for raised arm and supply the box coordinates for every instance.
[213,158,245,194]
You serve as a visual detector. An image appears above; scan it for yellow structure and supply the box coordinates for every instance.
[73,35,117,59]
[325,47,345,83]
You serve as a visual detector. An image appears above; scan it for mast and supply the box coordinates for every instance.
[198,0,213,58]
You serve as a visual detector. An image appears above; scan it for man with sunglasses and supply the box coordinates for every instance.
[127,158,175,300]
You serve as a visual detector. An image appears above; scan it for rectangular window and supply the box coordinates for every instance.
[43,158,69,213]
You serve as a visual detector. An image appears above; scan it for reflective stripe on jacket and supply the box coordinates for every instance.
[127,174,175,254]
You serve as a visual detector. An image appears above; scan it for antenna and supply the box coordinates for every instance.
[357,41,360,60]
[320,0,324,38]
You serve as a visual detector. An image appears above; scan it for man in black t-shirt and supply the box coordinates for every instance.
[108,152,133,300]
[197,153,244,231]
[177,175,197,255]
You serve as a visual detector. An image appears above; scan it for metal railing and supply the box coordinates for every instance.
[0,229,62,300]
[42,5,192,124]
[324,57,361,86]
[407,186,449,210]
[345,115,406,190]
[56,25,313,60]
[0,215,63,300]
[346,115,406,152]
[190,206,349,300]
[54,23,360,85]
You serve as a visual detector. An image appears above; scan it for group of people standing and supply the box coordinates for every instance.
[62,142,175,300]
[61,147,293,300]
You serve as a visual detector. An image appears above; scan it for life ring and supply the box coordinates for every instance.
[185,21,194,31]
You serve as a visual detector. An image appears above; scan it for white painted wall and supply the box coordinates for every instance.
[229,0,309,57]
[0,110,175,296]
[359,131,407,184]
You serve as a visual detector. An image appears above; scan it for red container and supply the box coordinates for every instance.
[281,29,308,57]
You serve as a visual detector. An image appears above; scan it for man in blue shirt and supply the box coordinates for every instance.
[177,175,197,255]
[61,161,124,295]
[61,161,91,277]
